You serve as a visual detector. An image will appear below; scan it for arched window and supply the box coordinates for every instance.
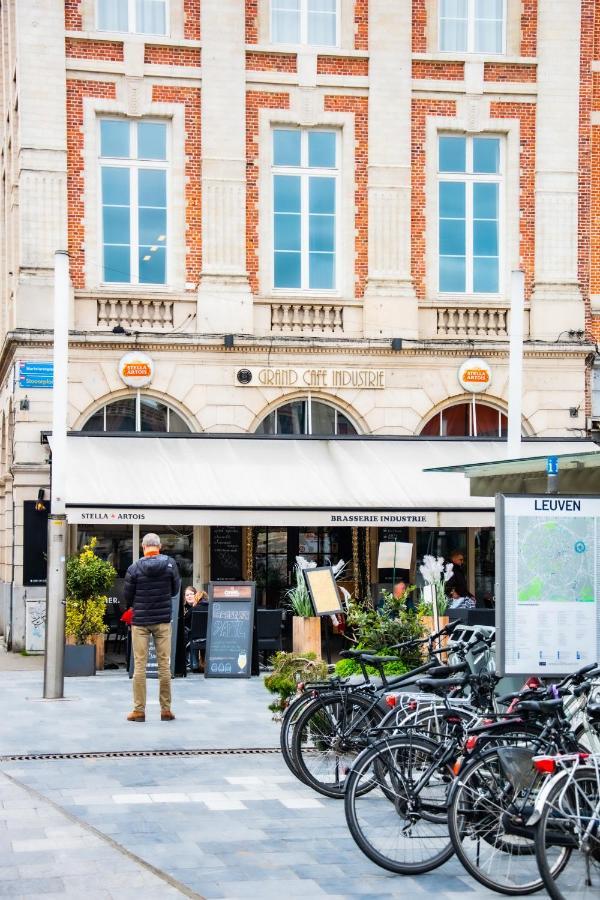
[255,397,358,435]
[81,395,192,433]
[420,401,508,437]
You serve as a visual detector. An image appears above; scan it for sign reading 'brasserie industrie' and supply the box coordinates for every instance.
[236,367,385,389]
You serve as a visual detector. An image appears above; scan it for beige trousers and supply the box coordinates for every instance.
[131,622,172,713]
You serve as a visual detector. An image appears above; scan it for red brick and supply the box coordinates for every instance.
[354,0,368,50]
[412,60,464,80]
[65,38,124,62]
[521,0,538,57]
[246,51,297,72]
[184,0,201,40]
[412,0,427,52]
[317,56,369,77]
[65,0,82,30]
[246,0,259,44]
[484,62,537,83]
[144,45,202,67]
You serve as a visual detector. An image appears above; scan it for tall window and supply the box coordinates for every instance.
[439,0,504,54]
[97,0,167,34]
[82,396,191,432]
[100,119,168,285]
[420,401,508,437]
[255,398,357,435]
[438,134,501,294]
[271,0,337,46]
[273,129,338,291]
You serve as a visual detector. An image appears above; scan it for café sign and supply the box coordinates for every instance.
[118,352,155,388]
[457,357,492,394]
[236,367,385,389]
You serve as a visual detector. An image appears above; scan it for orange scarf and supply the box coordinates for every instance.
[143,546,160,557]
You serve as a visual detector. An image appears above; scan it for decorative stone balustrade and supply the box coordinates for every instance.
[436,305,509,338]
[97,297,174,331]
[270,302,344,334]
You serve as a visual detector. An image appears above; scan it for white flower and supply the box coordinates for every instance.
[419,555,447,585]
[295,556,317,570]
[443,562,454,583]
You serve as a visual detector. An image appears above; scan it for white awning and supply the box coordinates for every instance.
[60,435,596,528]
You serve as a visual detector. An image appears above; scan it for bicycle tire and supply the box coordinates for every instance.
[279,693,316,782]
[534,767,598,900]
[344,733,455,874]
[447,745,569,895]
[291,691,384,799]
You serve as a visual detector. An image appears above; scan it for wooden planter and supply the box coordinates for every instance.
[292,616,322,658]
[64,643,96,677]
[66,633,105,670]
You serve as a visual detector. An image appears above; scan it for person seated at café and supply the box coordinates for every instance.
[183,585,207,672]
[393,580,415,612]
[446,582,476,610]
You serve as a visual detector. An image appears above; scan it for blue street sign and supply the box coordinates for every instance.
[18,361,53,389]
[546,455,558,476]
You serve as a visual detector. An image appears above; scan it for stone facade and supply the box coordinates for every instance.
[0,1,596,647]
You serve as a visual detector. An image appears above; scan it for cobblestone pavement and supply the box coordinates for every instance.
[0,669,555,899]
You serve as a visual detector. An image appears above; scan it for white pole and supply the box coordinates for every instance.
[43,251,70,699]
[507,270,524,458]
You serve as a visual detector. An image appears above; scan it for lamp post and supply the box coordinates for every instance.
[43,251,69,700]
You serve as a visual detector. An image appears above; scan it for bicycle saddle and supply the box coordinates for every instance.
[427,663,469,677]
[587,702,600,721]
[516,698,563,715]
[416,675,468,692]
[339,649,372,659]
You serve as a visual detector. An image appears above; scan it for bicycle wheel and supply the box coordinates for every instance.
[291,692,384,798]
[279,693,315,782]
[448,746,569,895]
[535,767,599,900]
[344,733,455,874]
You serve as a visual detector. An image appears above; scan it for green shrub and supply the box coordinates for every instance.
[263,650,329,714]
[65,538,116,645]
[334,653,410,678]
[343,589,425,672]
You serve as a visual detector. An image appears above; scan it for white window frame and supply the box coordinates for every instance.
[424,401,507,438]
[96,0,169,36]
[272,127,340,296]
[270,0,340,48]
[98,118,170,287]
[258,396,358,435]
[438,0,506,55]
[437,133,504,297]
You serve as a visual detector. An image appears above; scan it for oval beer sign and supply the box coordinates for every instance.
[118,352,155,388]
[458,358,492,394]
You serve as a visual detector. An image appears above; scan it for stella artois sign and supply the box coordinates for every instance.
[118,352,155,388]
[457,358,492,394]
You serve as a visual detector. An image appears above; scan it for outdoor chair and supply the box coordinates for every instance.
[187,608,208,671]
[256,608,283,668]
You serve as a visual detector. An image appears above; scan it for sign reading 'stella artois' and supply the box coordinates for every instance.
[457,358,492,393]
[118,352,155,388]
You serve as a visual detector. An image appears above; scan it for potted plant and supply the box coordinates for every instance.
[64,538,116,676]
[418,554,453,638]
[287,560,321,658]
[263,650,328,717]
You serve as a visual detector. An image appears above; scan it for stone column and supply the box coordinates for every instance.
[530,0,584,339]
[197,0,253,334]
[363,0,418,338]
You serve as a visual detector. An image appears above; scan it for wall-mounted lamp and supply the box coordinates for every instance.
[224,335,235,348]
[391,338,403,352]
[19,396,30,411]
[34,488,46,512]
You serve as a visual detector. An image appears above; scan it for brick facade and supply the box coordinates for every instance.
[65,38,124,62]
[246,51,297,72]
[412,0,427,53]
[484,63,537,83]
[521,0,538,57]
[144,45,202,67]
[354,0,368,51]
[412,60,464,80]
[317,55,369,77]
[65,0,82,30]
[183,0,201,40]
[246,0,259,44]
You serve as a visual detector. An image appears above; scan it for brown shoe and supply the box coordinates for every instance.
[127,711,145,722]
[161,710,175,721]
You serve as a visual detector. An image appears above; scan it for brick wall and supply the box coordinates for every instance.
[490,101,536,301]
[246,0,259,44]
[412,60,464,80]
[412,0,427,52]
[65,38,124,62]
[484,62,537,83]
[317,55,369,76]
[354,0,368,50]
[324,94,369,298]
[184,0,201,40]
[145,45,202,67]
[246,51,297,72]
[246,91,291,294]
[65,0,82,30]
[411,99,457,300]
[152,85,202,285]
[66,80,117,288]
[521,0,538,57]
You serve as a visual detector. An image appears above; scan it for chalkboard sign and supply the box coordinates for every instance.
[210,527,243,581]
[23,501,49,586]
[204,582,255,679]
[128,594,179,680]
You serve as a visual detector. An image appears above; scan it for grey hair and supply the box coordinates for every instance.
[142,532,161,548]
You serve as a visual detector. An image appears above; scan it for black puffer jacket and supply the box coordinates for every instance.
[124,555,181,626]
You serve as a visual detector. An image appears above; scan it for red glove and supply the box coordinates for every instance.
[121,608,134,626]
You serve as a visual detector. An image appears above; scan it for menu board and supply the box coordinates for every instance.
[497,494,600,676]
[210,527,243,581]
[304,567,344,616]
[204,582,255,678]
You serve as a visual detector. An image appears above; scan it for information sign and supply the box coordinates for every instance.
[18,361,53,389]
[304,566,344,616]
[497,494,600,676]
[204,582,255,678]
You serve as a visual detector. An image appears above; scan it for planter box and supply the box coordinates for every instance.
[292,616,321,658]
[66,633,105,670]
[64,643,96,677]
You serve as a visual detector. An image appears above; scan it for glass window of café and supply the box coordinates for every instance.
[82,395,192,432]
[254,526,354,607]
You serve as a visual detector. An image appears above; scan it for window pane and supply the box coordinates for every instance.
[309,252,335,289]
[138,169,166,206]
[308,132,336,168]
[310,401,336,435]
[139,245,166,284]
[473,137,500,173]
[442,404,470,437]
[273,130,301,167]
[105,399,136,431]
[477,0,503,15]
[103,205,130,245]
[310,0,336,10]
[440,219,466,255]
[274,251,301,288]
[138,122,167,160]
[104,245,130,283]
[276,401,306,434]
[336,412,357,435]
[101,166,130,204]
[309,214,334,252]
[98,0,128,31]
[439,136,466,172]
[439,0,468,51]
[440,255,466,292]
[308,11,336,45]
[275,213,301,251]
[168,408,191,433]
[272,4,300,43]
[473,182,498,218]
[475,0,503,53]
[138,207,166,247]
[81,409,105,432]
[439,181,465,218]
[274,174,301,212]
[140,397,168,432]
[473,219,498,256]
[136,0,167,34]
[100,120,130,158]
[309,176,335,213]
[255,411,276,435]
[475,402,503,437]
[473,256,499,292]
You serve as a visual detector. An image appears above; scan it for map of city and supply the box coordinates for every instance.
[517,517,596,603]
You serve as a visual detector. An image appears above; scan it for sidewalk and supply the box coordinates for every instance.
[0,642,44,672]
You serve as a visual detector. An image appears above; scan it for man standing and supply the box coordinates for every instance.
[124,532,181,722]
